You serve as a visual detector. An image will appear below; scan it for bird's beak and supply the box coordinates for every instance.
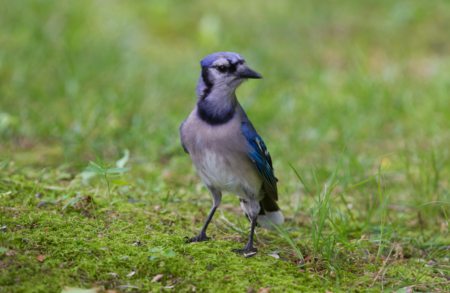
[238,67,263,79]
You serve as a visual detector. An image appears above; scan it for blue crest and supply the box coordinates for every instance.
[200,52,245,67]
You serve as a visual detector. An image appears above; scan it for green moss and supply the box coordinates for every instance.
[1,167,449,292]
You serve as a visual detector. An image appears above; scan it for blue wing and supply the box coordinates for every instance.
[241,117,278,198]
[179,120,189,154]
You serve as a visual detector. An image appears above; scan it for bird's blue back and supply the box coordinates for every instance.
[240,116,278,199]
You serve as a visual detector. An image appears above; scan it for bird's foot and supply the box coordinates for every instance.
[184,232,211,243]
[231,246,258,258]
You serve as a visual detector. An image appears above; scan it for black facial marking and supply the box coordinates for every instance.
[226,59,238,74]
[197,100,235,126]
[201,66,213,88]
[199,66,213,101]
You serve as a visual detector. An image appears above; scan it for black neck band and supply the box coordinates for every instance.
[197,101,235,125]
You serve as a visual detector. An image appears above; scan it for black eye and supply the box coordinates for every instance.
[217,65,227,73]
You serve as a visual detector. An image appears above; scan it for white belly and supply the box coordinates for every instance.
[195,150,246,196]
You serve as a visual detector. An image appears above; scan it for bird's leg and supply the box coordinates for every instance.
[184,205,217,243]
[232,213,258,256]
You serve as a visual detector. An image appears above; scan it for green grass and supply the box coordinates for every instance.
[1,0,450,292]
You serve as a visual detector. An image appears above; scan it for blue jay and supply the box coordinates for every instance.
[180,52,284,255]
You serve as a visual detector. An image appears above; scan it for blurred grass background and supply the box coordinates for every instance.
[1,0,450,227]
[2,1,450,291]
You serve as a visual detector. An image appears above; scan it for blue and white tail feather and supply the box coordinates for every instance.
[258,211,285,230]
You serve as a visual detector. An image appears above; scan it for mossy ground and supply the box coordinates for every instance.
[2,0,450,292]
[1,161,449,293]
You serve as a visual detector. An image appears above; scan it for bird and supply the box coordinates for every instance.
[179,52,284,256]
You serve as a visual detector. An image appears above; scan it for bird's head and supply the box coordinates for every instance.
[196,52,262,99]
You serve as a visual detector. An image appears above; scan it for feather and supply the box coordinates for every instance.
[179,120,189,154]
[241,117,278,200]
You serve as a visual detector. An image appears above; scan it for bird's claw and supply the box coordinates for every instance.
[184,233,211,243]
[231,247,258,257]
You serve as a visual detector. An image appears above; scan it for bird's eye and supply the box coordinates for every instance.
[217,65,227,73]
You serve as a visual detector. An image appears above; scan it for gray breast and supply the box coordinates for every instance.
[181,107,262,197]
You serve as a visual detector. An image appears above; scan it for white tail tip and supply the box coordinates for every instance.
[258,211,284,230]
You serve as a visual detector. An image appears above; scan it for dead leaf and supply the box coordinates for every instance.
[247,287,254,293]
[403,287,413,293]
[257,287,270,293]
[101,247,110,250]
[108,273,118,277]
[37,255,45,262]
[151,274,164,283]
[98,234,103,238]
[105,290,117,293]
[126,271,135,277]
[45,229,49,232]
[59,264,64,268]
[325,290,333,293]
[224,277,231,280]
[303,254,313,263]
[267,253,280,259]
[330,271,336,278]
[5,250,17,256]
[309,274,314,278]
